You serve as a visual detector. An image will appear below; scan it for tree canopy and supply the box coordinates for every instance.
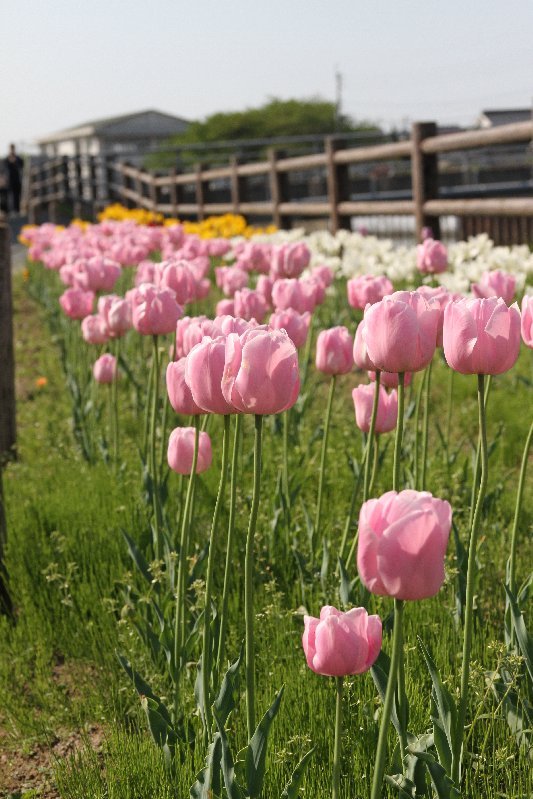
[172,97,378,144]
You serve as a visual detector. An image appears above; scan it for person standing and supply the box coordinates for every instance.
[4,144,24,214]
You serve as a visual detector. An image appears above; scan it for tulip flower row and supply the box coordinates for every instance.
[21,216,532,798]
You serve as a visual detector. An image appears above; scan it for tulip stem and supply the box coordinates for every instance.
[245,414,263,739]
[332,676,344,799]
[413,370,425,489]
[370,598,404,799]
[111,338,120,465]
[369,435,380,496]
[468,375,492,532]
[202,414,230,737]
[509,418,533,597]
[421,359,432,491]
[392,373,405,493]
[453,373,488,785]
[174,419,200,716]
[445,368,454,468]
[282,408,290,510]
[216,413,242,677]
[363,371,381,502]
[150,335,162,559]
[315,376,336,548]
[143,349,155,460]
[339,462,364,564]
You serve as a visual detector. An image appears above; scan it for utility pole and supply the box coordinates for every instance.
[334,68,343,131]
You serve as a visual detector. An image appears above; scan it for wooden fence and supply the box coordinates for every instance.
[27,120,533,243]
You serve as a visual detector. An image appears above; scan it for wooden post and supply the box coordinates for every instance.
[268,148,290,229]
[0,214,16,458]
[149,171,158,213]
[411,122,440,241]
[48,159,57,223]
[104,156,114,205]
[74,155,83,218]
[230,156,241,214]
[195,163,205,220]
[325,137,351,232]
[169,168,178,217]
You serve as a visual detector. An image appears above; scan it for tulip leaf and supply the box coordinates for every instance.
[338,557,358,608]
[417,636,457,774]
[489,669,533,750]
[189,733,222,799]
[384,773,417,798]
[504,585,533,685]
[214,711,245,799]
[407,748,460,799]
[141,695,178,768]
[122,530,152,585]
[451,522,467,628]
[213,644,243,728]
[245,685,285,798]
[280,746,316,799]
[371,650,402,735]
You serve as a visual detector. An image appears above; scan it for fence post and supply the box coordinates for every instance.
[48,159,58,223]
[325,136,351,232]
[268,148,290,229]
[149,171,158,213]
[0,214,16,458]
[195,163,205,220]
[230,156,241,214]
[74,155,83,218]
[411,121,440,240]
[169,168,178,217]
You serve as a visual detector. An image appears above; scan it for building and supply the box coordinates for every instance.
[36,109,190,157]
[477,108,531,128]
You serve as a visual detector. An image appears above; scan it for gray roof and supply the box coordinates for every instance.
[479,108,531,127]
[37,109,190,144]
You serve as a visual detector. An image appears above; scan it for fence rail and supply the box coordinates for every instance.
[26,120,533,243]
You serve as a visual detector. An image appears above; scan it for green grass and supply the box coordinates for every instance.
[1,263,531,798]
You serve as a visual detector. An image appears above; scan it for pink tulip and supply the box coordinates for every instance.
[271,278,317,314]
[215,266,249,297]
[255,275,273,306]
[365,291,439,373]
[416,239,448,275]
[417,285,456,347]
[176,316,215,358]
[472,270,516,305]
[357,490,452,601]
[237,241,272,274]
[207,238,232,257]
[135,259,163,287]
[59,287,95,319]
[216,299,235,317]
[443,297,521,375]
[212,315,253,337]
[521,295,533,348]
[222,327,300,414]
[310,264,334,288]
[352,384,398,434]
[93,353,117,384]
[185,336,235,414]
[167,427,212,474]
[160,261,197,305]
[353,318,376,371]
[98,295,132,338]
[316,326,353,376]
[269,308,311,349]
[233,288,268,323]
[368,370,413,389]
[81,314,110,345]
[166,359,203,416]
[130,284,182,336]
[270,242,311,279]
[302,605,382,677]
[347,275,393,310]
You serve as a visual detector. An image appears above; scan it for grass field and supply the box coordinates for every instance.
[1,259,532,798]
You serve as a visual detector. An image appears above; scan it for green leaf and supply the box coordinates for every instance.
[214,712,245,799]
[384,773,416,798]
[417,636,457,774]
[190,733,222,799]
[213,645,243,728]
[407,749,460,799]
[122,530,152,585]
[504,585,533,685]
[338,557,359,608]
[245,686,285,798]
[141,696,178,767]
[280,746,316,799]
[370,650,402,735]
[490,670,533,750]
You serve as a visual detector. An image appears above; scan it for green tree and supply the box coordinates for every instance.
[146,97,380,168]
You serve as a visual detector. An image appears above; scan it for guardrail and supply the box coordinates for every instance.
[27,121,533,242]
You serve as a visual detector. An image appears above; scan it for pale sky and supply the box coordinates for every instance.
[2,0,532,153]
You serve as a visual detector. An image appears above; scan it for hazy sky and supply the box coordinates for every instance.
[2,0,532,153]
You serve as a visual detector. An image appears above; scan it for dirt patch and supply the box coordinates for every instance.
[0,724,103,798]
